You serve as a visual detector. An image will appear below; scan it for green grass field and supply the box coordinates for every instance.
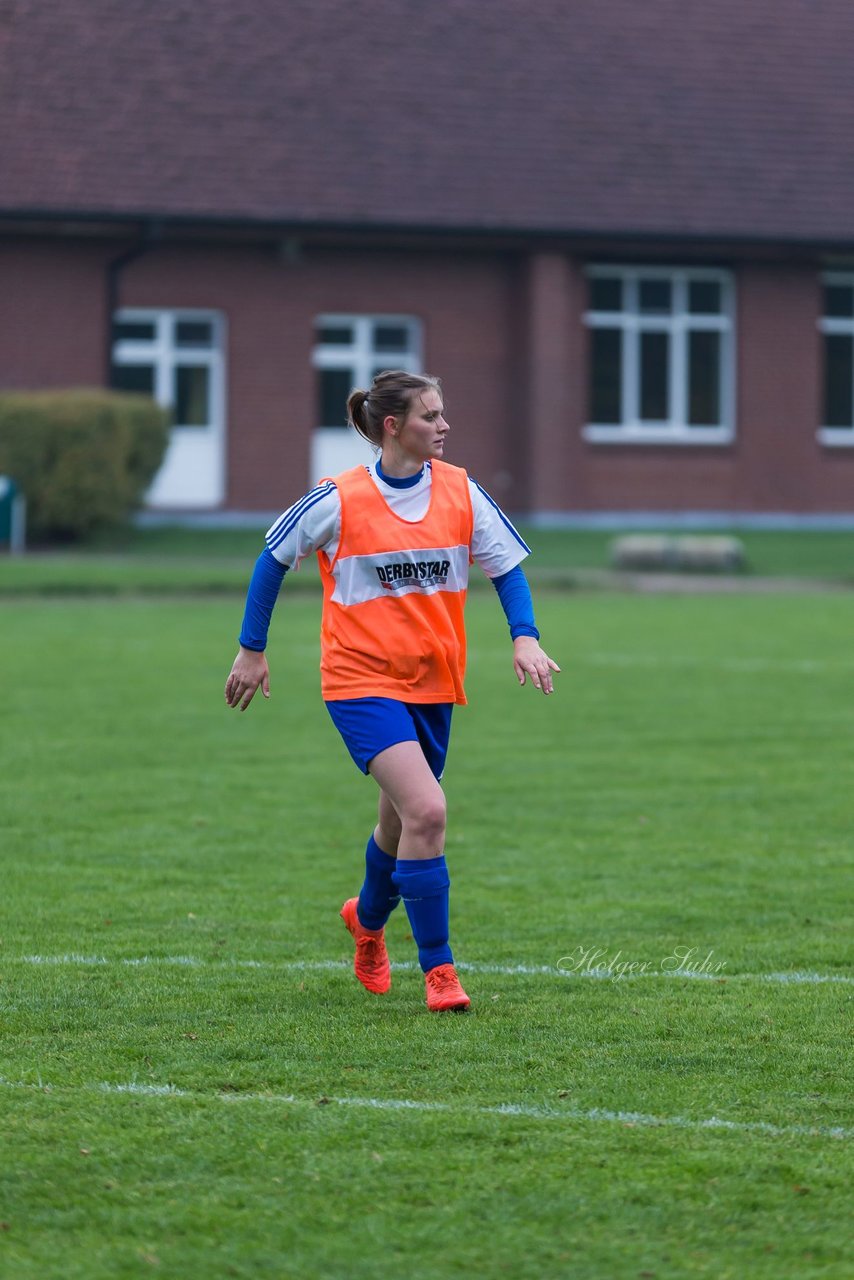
[2,524,854,596]
[1,581,852,1278]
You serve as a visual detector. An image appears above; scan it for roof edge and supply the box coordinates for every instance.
[3,207,854,256]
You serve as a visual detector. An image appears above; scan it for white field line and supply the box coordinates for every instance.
[11,954,854,985]
[0,1075,847,1141]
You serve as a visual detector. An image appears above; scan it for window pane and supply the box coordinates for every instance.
[589,329,622,423]
[317,325,353,346]
[175,320,213,347]
[371,365,393,382]
[318,368,353,427]
[688,331,721,425]
[174,365,210,426]
[111,363,155,395]
[639,332,669,419]
[824,334,854,427]
[688,280,723,315]
[373,324,412,352]
[824,284,854,319]
[639,279,672,314]
[112,320,155,343]
[589,277,622,312]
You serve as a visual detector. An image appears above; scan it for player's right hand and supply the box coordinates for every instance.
[225,647,270,711]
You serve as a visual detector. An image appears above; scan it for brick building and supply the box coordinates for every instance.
[2,0,854,518]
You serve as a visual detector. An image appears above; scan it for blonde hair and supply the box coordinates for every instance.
[347,370,441,447]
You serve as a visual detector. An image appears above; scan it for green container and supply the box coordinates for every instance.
[0,476,25,551]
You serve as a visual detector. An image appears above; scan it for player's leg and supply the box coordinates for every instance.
[368,740,446,861]
[327,698,416,993]
[340,793,399,992]
[363,692,450,907]
[352,790,402,931]
[338,789,406,995]
[375,789,402,857]
[328,697,467,1007]
[369,742,469,1010]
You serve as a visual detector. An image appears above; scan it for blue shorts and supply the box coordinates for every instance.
[325,697,453,779]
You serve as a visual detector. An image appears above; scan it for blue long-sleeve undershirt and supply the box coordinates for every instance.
[492,565,540,640]
[238,547,288,651]
[237,548,539,652]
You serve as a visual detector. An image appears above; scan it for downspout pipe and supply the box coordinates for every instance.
[104,220,162,385]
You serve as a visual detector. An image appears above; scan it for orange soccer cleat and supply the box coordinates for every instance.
[425,963,471,1012]
[340,897,391,995]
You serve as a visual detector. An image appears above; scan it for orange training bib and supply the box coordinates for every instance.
[317,460,474,704]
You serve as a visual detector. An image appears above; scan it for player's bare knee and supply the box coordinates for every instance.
[376,816,402,854]
[377,794,402,848]
[379,814,402,843]
[405,792,447,847]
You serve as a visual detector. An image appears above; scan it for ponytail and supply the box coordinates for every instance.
[346,388,375,445]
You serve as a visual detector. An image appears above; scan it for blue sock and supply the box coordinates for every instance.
[356,834,400,930]
[392,856,453,973]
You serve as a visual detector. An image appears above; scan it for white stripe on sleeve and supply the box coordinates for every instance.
[265,483,341,568]
[468,479,530,578]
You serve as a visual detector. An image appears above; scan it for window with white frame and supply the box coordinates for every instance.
[110,309,224,429]
[584,267,735,442]
[820,274,854,443]
[313,315,422,426]
[110,309,226,507]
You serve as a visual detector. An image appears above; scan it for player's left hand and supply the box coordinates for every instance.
[512,636,561,695]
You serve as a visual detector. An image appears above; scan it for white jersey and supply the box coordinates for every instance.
[265,461,530,579]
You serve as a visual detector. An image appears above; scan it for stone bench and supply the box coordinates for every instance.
[610,534,746,572]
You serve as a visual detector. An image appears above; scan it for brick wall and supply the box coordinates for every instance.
[118,243,524,511]
[0,239,107,387]
[3,233,854,515]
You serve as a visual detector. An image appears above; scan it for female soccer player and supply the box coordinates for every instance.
[225,371,559,1011]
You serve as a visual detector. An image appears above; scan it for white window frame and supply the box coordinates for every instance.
[583,266,735,445]
[111,308,226,429]
[309,314,422,484]
[111,307,227,507]
[312,314,422,425]
[818,271,854,447]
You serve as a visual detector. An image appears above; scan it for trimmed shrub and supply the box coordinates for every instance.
[0,388,170,541]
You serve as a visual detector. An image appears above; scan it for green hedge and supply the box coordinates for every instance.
[0,389,170,541]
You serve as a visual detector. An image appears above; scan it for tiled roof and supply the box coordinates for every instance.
[2,0,854,243]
